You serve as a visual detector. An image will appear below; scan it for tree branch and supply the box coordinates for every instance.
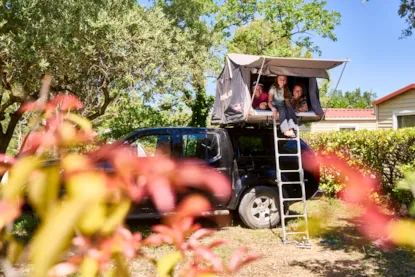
[86,87,113,121]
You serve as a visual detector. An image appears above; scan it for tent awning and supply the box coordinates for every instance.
[227,53,349,79]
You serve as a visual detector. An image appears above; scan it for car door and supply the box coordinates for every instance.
[179,131,229,208]
[127,130,174,214]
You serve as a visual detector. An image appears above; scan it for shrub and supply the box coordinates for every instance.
[303,128,415,204]
[0,87,259,276]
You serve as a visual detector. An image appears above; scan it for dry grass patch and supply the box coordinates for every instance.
[129,199,415,277]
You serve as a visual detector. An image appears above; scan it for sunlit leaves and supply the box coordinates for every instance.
[0,94,252,277]
[3,156,41,200]
[30,198,89,277]
[27,166,60,218]
[303,127,415,201]
[157,251,183,277]
[100,200,131,235]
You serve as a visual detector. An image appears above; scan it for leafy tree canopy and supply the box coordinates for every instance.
[320,88,377,109]
[96,92,191,141]
[398,0,415,37]
[154,0,341,126]
[0,0,197,153]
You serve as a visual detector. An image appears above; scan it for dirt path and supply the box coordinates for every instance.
[129,199,415,277]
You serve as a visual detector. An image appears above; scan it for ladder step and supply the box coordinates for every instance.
[277,137,298,141]
[285,231,307,235]
[279,181,305,185]
[282,198,304,202]
[284,214,306,218]
[279,169,302,173]
[278,153,299,157]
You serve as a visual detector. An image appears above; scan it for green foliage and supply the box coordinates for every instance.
[228,20,312,57]
[303,128,415,203]
[320,88,377,108]
[156,0,341,126]
[0,0,197,153]
[13,214,38,244]
[398,0,415,37]
[96,92,190,140]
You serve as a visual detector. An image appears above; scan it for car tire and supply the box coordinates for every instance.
[238,186,283,229]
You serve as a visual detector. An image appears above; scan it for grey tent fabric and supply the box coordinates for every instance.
[211,54,347,125]
[308,77,323,115]
[228,53,346,79]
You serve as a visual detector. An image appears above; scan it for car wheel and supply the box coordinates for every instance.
[238,186,282,229]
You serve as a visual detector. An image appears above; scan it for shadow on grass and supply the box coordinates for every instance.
[289,259,373,277]
[305,217,415,276]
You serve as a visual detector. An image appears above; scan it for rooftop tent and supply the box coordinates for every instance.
[211,53,348,125]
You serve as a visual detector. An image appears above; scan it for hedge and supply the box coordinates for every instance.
[302,127,415,205]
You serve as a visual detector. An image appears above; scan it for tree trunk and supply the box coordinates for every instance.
[0,111,23,154]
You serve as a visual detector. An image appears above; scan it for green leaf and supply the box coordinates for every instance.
[77,202,107,235]
[30,198,89,277]
[7,238,24,264]
[157,251,183,277]
[64,113,93,133]
[80,256,99,277]
[100,200,131,235]
[113,252,130,276]
[3,156,41,200]
[27,166,60,219]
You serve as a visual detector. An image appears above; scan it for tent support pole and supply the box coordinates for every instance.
[321,59,349,121]
[250,57,266,106]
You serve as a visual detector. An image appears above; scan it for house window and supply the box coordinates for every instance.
[393,110,415,129]
[337,125,358,131]
[397,114,415,128]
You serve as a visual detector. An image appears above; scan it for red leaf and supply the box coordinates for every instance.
[147,177,175,213]
[143,234,167,246]
[174,163,231,202]
[0,154,16,174]
[152,225,182,245]
[189,228,214,243]
[0,200,21,229]
[50,95,83,111]
[227,247,262,273]
[19,101,42,113]
[0,154,16,165]
[359,205,392,240]
[48,262,78,277]
[193,246,224,272]
[174,194,212,220]
[21,131,56,154]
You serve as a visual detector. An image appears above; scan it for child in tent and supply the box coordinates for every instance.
[251,82,268,110]
[268,75,298,138]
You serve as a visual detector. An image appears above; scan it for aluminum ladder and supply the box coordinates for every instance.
[272,119,310,248]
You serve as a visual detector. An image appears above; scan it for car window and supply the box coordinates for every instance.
[237,136,265,156]
[131,134,171,157]
[182,133,220,161]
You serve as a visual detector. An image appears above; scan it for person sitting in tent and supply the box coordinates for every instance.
[268,75,297,138]
[251,82,268,110]
[288,84,308,112]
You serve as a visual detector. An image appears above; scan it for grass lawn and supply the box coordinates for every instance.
[128,198,415,277]
[10,198,415,276]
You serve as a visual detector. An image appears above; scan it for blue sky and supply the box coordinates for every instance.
[206,0,415,100]
[311,0,415,99]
